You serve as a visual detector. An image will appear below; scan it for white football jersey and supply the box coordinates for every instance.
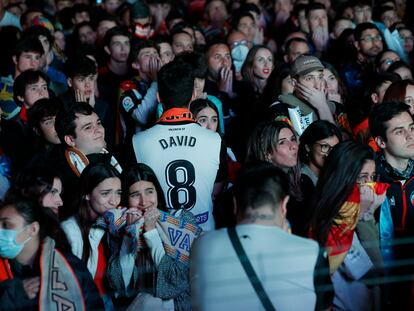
[132,122,222,231]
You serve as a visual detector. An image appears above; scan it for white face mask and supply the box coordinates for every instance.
[231,44,249,73]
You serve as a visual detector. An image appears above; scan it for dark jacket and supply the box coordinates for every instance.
[0,249,103,310]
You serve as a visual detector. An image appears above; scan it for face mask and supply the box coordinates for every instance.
[231,44,249,73]
[0,226,32,259]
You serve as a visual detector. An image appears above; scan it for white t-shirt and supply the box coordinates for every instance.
[191,224,320,311]
[133,122,224,231]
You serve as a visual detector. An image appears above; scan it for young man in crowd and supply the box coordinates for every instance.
[0,70,49,172]
[118,40,161,143]
[61,55,111,144]
[275,55,335,126]
[370,101,414,309]
[0,36,43,120]
[132,59,227,231]
[53,102,121,218]
[341,22,383,98]
[191,163,332,310]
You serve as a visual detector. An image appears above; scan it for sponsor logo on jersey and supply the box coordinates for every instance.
[122,96,134,113]
[195,212,209,224]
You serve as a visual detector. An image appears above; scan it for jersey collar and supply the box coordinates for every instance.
[157,108,195,125]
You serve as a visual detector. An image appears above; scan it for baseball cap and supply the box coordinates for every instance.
[291,55,324,77]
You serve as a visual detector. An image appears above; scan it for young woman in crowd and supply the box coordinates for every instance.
[0,199,103,310]
[322,61,348,105]
[235,46,275,158]
[8,166,63,217]
[260,65,293,111]
[298,121,342,233]
[310,141,388,310]
[246,121,303,235]
[190,98,239,182]
[387,60,413,80]
[61,163,121,310]
[107,163,198,310]
[241,45,274,95]
[383,80,414,114]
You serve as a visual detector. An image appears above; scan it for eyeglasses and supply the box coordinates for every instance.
[314,142,334,153]
[381,58,400,66]
[360,35,382,43]
[231,40,250,48]
[401,36,414,42]
[356,174,378,184]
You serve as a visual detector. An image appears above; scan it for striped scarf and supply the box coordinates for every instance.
[65,147,122,177]
[95,208,202,265]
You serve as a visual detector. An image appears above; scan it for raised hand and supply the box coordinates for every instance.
[126,207,143,226]
[23,277,40,300]
[143,207,160,232]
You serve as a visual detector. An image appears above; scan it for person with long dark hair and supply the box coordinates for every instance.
[246,121,304,234]
[7,166,63,217]
[310,141,388,310]
[106,163,199,310]
[298,121,342,236]
[0,199,103,310]
[61,163,121,310]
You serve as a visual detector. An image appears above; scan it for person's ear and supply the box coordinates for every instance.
[279,195,289,220]
[375,136,386,149]
[283,54,289,64]
[291,77,297,87]
[17,95,24,104]
[32,126,40,136]
[354,40,361,52]
[64,135,76,147]
[29,221,40,237]
[131,61,140,71]
[305,144,311,153]
[67,77,73,88]
[232,196,238,217]
[104,45,111,55]
[189,89,197,105]
[12,55,17,65]
[371,92,379,104]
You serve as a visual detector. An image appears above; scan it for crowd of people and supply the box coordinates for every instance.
[0,0,413,309]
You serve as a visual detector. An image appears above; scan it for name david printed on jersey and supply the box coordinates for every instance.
[159,136,197,149]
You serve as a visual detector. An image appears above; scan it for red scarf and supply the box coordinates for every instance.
[19,106,27,123]
[326,182,389,272]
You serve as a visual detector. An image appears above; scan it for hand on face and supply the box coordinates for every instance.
[359,184,386,218]
[218,66,233,94]
[148,56,162,81]
[126,207,143,226]
[295,80,329,110]
[143,206,160,232]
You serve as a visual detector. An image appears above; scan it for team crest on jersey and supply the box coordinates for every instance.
[122,97,134,112]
